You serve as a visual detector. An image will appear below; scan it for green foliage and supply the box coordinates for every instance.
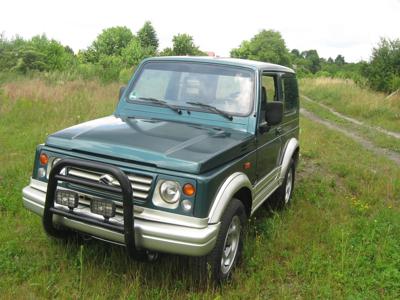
[97,55,123,83]
[362,38,400,93]
[84,26,134,62]
[1,26,399,95]
[230,41,252,59]
[121,38,155,67]
[334,54,345,66]
[159,47,174,56]
[291,48,364,83]
[137,21,159,51]
[301,50,321,74]
[15,50,47,73]
[168,33,204,56]
[230,30,291,67]
[0,34,76,73]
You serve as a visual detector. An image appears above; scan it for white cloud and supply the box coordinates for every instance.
[0,0,399,62]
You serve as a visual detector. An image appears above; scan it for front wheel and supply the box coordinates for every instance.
[196,198,247,283]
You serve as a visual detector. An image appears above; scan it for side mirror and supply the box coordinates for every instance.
[265,102,283,126]
[119,86,126,101]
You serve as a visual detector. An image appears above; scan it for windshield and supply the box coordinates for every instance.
[127,61,255,116]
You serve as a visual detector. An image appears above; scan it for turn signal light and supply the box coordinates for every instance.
[183,183,196,197]
[39,153,49,165]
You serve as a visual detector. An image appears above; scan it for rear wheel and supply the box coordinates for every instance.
[196,198,247,283]
[271,159,295,209]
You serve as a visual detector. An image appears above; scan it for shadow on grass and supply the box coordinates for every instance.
[43,197,282,294]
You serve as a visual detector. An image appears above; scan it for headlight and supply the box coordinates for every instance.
[159,181,181,203]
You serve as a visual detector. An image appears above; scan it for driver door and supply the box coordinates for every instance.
[255,73,283,187]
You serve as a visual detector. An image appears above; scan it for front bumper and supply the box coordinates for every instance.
[23,180,219,256]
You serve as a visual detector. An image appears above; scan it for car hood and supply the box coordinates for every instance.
[45,116,255,174]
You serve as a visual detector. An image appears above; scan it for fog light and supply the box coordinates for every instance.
[90,198,115,218]
[37,167,46,178]
[55,190,78,209]
[181,199,193,212]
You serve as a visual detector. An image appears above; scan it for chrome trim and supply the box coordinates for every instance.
[23,184,219,256]
[251,179,281,214]
[67,168,153,200]
[30,178,47,192]
[253,166,281,195]
[151,180,180,210]
[28,178,209,228]
[251,167,282,213]
[208,172,253,224]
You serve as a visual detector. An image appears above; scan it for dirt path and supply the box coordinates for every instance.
[302,95,400,140]
[300,108,400,166]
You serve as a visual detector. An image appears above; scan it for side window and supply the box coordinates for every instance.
[282,75,299,112]
[260,74,278,122]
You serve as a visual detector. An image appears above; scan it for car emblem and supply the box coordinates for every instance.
[99,174,114,185]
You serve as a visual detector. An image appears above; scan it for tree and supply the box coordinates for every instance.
[230,30,291,67]
[171,33,203,56]
[334,54,345,66]
[122,37,155,66]
[159,47,174,56]
[15,49,47,73]
[301,49,321,74]
[230,41,251,59]
[137,21,159,51]
[29,35,76,70]
[91,26,134,58]
[291,49,301,58]
[0,34,76,72]
[362,38,400,92]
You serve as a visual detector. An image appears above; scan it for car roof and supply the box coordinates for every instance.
[143,56,295,73]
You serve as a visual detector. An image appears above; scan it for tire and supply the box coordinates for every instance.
[195,198,247,283]
[272,159,295,209]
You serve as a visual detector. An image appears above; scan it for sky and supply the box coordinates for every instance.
[1,0,399,63]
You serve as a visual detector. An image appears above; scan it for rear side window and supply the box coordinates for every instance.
[259,74,279,123]
[282,75,299,112]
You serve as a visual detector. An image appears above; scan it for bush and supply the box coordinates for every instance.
[119,68,135,84]
[98,55,123,83]
[362,38,400,93]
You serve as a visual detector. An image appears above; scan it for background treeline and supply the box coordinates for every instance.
[0,22,399,93]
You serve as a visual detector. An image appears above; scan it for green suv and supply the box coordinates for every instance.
[23,56,299,282]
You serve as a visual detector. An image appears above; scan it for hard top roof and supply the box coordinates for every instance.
[143,56,295,73]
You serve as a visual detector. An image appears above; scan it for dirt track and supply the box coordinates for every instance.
[300,108,400,166]
[302,95,400,140]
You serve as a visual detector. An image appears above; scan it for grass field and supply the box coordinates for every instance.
[1,79,400,299]
[300,78,400,132]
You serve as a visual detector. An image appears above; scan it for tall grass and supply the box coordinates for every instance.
[0,66,135,86]
[1,79,399,298]
[300,78,400,132]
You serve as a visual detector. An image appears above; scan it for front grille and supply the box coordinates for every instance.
[67,167,153,201]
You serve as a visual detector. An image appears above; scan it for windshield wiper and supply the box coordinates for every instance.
[186,101,233,121]
[138,97,182,115]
